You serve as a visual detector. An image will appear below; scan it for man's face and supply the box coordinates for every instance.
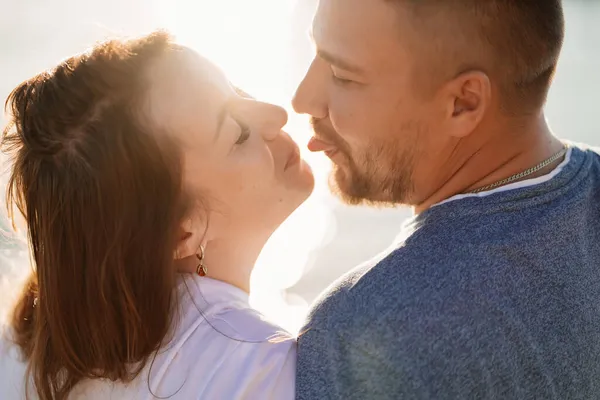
[293,0,445,205]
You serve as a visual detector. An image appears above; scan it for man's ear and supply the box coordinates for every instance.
[441,70,491,138]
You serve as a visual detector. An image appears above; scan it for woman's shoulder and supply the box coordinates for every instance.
[142,278,296,399]
[207,305,294,344]
[176,275,295,343]
[175,306,296,399]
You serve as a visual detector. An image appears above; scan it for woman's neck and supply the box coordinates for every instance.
[200,235,267,293]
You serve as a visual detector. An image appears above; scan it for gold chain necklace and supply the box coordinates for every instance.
[469,146,567,194]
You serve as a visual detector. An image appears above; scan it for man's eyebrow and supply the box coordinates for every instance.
[317,49,365,75]
[308,29,365,75]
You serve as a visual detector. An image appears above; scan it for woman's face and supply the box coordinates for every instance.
[146,48,314,248]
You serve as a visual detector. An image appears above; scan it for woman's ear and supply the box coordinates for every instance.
[174,214,207,261]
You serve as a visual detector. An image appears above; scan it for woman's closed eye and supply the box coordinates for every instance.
[235,119,251,145]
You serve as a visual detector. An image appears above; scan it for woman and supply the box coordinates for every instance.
[0,31,314,399]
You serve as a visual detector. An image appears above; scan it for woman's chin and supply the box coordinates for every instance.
[276,169,315,223]
[300,159,315,190]
[292,161,315,207]
[285,158,315,192]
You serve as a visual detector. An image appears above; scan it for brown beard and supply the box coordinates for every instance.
[311,117,415,206]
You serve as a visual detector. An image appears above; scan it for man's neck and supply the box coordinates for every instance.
[414,114,565,214]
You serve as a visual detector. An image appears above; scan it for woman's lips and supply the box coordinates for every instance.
[284,144,301,171]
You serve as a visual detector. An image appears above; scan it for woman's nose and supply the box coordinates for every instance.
[229,97,288,141]
[257,103,288,141]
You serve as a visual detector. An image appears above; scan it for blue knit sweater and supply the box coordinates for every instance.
[297,145,600,400]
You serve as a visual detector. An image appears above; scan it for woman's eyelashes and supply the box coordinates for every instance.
[234,119,251,145]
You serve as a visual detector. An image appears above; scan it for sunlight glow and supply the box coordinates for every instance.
[157,0,332,332]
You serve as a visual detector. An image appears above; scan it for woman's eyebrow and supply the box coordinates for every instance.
[212,85,254,143]
[213,105,228,143]
[232,85,255,100]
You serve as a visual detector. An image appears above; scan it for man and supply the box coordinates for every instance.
[293,0,600,399]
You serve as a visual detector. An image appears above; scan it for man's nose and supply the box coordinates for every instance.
[292,59,328,119]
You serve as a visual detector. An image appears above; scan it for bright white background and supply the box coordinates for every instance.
[1,0,599,332]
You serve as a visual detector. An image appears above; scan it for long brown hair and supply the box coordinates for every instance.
[1,31,189,399]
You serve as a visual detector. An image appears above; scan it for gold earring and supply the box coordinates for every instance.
[196,245,207,276]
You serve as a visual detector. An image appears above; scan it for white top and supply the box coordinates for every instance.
[0,275,296,399]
